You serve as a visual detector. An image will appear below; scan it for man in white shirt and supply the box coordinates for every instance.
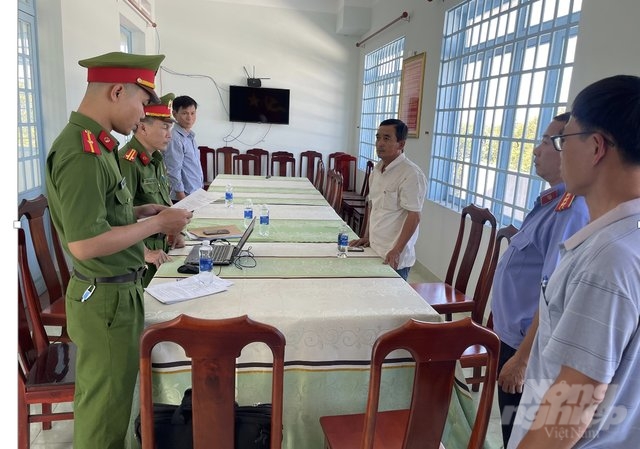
[350,119,427,280]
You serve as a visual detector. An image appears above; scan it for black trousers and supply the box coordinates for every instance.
[497,341,523,447]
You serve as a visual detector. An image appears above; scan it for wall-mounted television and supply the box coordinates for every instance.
[229,85,290,125]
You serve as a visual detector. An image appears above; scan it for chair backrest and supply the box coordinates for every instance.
[270,154,296,177]
[361,317,499,449]
[299,150,322,182]
[233,154,259,176]
[215,147,240,176]
[327,152,345,171]
[271,151,293,158]
[334,154,357,191]
[18,228,49,354]
[326,170,343,214]
[313,159,325,194]
[18,194,70,311]
[360,160,374,197]
[480,224,519,327]
[139,314,286,449]
[198,146,216,188]
[246,148,270,176]
[445,204,497,298]
[358,200,371,238]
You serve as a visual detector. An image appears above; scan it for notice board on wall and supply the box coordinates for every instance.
[398,52,426,138]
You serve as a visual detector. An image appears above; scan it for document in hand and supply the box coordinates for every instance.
[170,188,219,212]
[145,274,234,304]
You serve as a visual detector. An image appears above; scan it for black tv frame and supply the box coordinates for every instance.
[229,85,290,125]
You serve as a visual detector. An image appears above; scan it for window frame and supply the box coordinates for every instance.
[429,0,582,227]
[357,37,405,171]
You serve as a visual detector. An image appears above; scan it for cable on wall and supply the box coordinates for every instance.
[356,11,410,48]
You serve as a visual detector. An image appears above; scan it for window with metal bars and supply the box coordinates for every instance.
[357,37,405,171]
[429,0,581,227]
[18,0,44,200]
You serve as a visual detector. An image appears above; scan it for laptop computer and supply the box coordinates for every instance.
[184,217,256,266]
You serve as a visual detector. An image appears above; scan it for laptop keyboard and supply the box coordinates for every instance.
[185,243,233,265]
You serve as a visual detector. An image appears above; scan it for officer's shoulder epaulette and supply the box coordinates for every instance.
[81,129,102,156]
[555,192,575,212]
[122,148,138,163]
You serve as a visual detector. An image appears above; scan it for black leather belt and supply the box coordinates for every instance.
[74,266,147,284]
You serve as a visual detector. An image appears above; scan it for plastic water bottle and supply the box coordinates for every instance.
[225,183,234,208]
[243,199,254,228]
[337,223,349,258]
[198,241,214,283]
[259,204,270,236]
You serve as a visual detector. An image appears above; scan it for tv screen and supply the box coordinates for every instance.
[229,85,290,125]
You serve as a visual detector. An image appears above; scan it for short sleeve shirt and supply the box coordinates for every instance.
[45,111,144,277]
[508,198,640,448]
[368,153,427,269]
[491,184,589,349]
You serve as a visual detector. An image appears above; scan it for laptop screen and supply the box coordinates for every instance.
[235,217,256,254]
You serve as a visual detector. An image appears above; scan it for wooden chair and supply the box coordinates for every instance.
[334,154,357,192]
[215,146,240,176]
[18,194,70,341]
[246,148,270,176]
[299,150,322,182]
[351,199,370,238]
[461,224,519,391]
[139,314,285,449]
[18,228,75,449]
[313,159,325,194]
[342,160,374,229]
[198,145,216,189]
[271,154,296,177]
[233,153,260,175]
[319,317,500,449]
[410,204,497,321]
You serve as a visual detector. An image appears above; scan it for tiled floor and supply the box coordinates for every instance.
[29,264,505,449]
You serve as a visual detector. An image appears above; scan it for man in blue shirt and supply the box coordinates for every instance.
[491,112,590,446]
[164,95,204,201]
[510,75,640,448]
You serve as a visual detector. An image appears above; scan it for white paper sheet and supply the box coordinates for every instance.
[145,273,234,304]
[171,189,220,212]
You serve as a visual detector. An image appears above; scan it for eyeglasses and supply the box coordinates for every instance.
[550,132,593,152]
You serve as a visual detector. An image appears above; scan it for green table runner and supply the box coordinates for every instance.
[209,185,317,194]
[187,218,356,243]
[212,197,328,206]
[155,255,398,279]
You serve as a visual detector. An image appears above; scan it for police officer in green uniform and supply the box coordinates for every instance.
[45,52,192,449]
[119,93,186,286]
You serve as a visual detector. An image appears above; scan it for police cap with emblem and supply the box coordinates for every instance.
[144,93,176,123]
[78,52,165,104]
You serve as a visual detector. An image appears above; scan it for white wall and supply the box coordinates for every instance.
[33,0,640,282]
[152,0,360,156]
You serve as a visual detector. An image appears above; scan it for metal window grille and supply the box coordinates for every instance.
[429,0,581,227]
[357,37,405,170]
[18,3,44,198]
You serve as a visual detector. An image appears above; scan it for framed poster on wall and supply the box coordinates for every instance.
[398,52,426,138]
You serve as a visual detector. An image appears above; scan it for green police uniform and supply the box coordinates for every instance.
[45,52,164,449]
[119,92,175,286]
[119,137,172,285]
